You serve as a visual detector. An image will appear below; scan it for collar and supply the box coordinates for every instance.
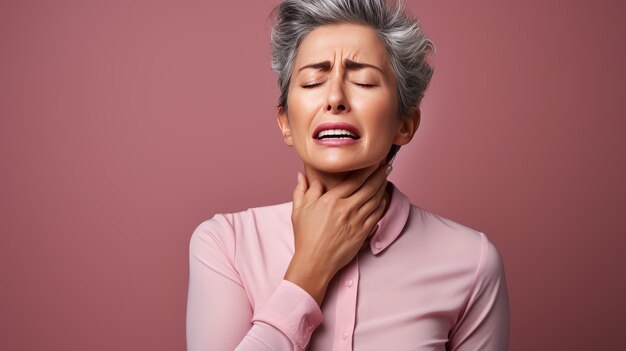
[367,180,411,255]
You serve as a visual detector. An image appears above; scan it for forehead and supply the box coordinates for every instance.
[294,23,391,69]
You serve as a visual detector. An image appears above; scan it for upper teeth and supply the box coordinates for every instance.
[317,129,358,138]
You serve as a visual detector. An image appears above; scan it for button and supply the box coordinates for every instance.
[342,331,349,339]
[345,279,353,287]
[374,241,382,249]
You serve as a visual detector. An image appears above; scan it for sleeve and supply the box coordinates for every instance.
[448,233,510,351]
[186,216,323,351]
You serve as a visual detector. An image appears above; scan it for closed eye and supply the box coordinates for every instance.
[301,82,323,88]
[301,82,376,88]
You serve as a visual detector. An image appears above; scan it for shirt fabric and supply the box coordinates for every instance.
[186,180,510,351]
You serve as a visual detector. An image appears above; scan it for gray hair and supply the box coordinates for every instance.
[269,0,435,117]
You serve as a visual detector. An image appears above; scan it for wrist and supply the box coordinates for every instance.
[284,257,333,306]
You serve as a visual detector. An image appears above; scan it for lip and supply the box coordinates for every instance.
[312,122,361,140]
[313,137,360,146]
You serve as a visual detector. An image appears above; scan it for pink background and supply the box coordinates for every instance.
[2,1,625,350]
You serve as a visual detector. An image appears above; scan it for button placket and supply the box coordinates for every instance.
[332,255,360,350]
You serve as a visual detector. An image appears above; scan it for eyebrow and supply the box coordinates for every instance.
[297,59,383,73]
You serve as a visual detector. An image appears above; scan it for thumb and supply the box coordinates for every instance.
[292,172,307,210]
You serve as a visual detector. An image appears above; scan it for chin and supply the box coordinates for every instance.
[310,160,370,173]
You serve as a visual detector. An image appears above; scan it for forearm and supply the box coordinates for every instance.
[251,280,324,351]
[188,220,321,351]
[283,253,334,306]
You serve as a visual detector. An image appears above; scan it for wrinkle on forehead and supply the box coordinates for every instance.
[294,23,392,75]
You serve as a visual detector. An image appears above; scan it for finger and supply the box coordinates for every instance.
[361,197,386,238]
[355,177,388,222]
[325,161,386,199]
[303,178,324,204]
[292,172,307,211]
[345,162,390,208]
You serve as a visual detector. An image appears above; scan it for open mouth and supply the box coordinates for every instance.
[316,129,361,140]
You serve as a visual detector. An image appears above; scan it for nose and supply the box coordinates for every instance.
[325,79,350,114]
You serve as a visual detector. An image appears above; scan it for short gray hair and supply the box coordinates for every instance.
[269,0,435,117]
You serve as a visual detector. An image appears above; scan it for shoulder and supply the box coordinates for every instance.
[188,211,236,264]
[408,205,482,249]
[407,205,505,278]
[189,201,292,257]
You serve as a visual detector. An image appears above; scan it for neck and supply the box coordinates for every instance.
[302,162,393,217]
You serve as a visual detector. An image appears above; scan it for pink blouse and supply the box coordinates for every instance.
[186,181,509,350]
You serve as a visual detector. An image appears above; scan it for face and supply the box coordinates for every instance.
[277,22,419,173]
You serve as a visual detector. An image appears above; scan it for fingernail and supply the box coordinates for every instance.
[386,164,393,175]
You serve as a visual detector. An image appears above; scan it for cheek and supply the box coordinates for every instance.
[286,89,317,121]
[285,98,312,145]
[353,92,397,130]
[286,86,326,136]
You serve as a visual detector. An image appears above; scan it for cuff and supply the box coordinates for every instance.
[251,279,324,351]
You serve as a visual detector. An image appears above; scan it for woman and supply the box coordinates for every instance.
[186,0,510,350]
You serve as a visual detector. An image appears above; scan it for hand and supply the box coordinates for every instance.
[284,160,392,305]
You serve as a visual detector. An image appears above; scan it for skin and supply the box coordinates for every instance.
[276,22,421,306]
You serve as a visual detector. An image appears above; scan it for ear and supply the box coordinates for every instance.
[393,107,421,146]
[276,106,294,147]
